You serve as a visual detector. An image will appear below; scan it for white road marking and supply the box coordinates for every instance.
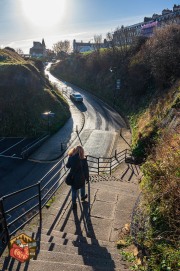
[0,138,26,154]
[0,154,22,159]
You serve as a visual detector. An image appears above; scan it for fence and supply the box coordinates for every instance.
[0,148,137,255]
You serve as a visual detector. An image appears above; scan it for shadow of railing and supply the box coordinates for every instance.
[53,182,117,270]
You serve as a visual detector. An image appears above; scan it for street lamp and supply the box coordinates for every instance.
[109,67,121,107]
[41,111,55,134]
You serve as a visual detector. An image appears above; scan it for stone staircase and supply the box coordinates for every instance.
[1,229,128,271]
[0,162,140,271]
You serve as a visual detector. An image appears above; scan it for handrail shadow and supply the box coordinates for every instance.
[46,188,71,234]
[55,182,116,270]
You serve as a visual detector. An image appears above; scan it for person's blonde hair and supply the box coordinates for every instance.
[68,147,76,157]
[76,145,85,159]
[68,145,85,159]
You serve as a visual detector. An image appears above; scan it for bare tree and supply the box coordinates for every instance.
[106,31,117,52]
[113,26,129,51]
[52,40,71,58]
[16,48,24,55]
[64,40,71,53]
[93,34,102,52]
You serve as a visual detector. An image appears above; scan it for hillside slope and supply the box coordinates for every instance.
[0,49,70,136]
[51,25,180,270]
[51,24,180,158]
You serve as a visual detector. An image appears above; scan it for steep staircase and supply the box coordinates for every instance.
[5,228,126,271]
[0,161,140,271]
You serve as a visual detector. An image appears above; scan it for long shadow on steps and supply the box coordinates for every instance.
[56,194,117,269]
[1,184,118,270]
[1,190,72,271]
[35,189,72,256]
[57,183,91,237]
[47,189,72,233]
[120,164,137,182]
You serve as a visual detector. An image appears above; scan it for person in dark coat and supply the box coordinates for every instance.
[66,145,89,209]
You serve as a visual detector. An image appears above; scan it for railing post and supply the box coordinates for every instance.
[98,158,99,175]
[0,198,10,244]
[110,158,112,176]
[76,125,78,134]
[38,182,42,223]
[115,149,117,160]
[61,143,63,151]
[88,181,91,215]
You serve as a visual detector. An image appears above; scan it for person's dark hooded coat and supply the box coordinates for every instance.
[66,153,89,189]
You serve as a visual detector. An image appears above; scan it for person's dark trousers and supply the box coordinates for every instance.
[71,185,85,204]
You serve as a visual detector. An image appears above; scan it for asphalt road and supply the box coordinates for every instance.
[0,137,40,159]
[46,64,127,158]
[0,64,127,197]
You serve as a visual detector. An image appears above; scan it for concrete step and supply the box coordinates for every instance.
[36,233,117,254]
[14,229,118,256]
[1,258,127,271]
[23,229,116,250]
[39,240,120,261]
[40,228,116,248]
[35,250,124,269]
[0,240,127,271]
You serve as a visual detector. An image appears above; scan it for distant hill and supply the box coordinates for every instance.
[0,48,70,136]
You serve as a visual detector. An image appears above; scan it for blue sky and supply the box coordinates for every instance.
[0,0,178,53]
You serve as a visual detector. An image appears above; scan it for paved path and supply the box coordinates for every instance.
[29,102,84,161]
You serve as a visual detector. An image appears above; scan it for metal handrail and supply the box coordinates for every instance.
[0,148,132,256]
[10,211,39,237]
[8,203,39,228]
[5,193,38,214]
[2,183,38,200]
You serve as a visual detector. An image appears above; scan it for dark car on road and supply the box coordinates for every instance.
[70,92,83,102]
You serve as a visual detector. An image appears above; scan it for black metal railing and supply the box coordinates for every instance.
[0,148,137,255]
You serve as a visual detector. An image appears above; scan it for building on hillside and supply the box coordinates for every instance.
[113,4,180,45]
[156,5,180,27]
[141,21,159,37]
[73,39,109,53]
[20,54,31,60]
[73,40,93,53]
[113,23,143,46]
[29,39,47,58]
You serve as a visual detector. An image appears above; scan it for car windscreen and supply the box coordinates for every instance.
[74,94,82,98]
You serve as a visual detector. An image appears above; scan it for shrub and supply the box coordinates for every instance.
[141,131,180,239]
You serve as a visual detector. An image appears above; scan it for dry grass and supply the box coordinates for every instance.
[0,49,70,136]
[141,129,180,240]
[0,48,27,64]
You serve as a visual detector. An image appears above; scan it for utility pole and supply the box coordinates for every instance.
[41,111,55,134]
[110,67,121,107]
